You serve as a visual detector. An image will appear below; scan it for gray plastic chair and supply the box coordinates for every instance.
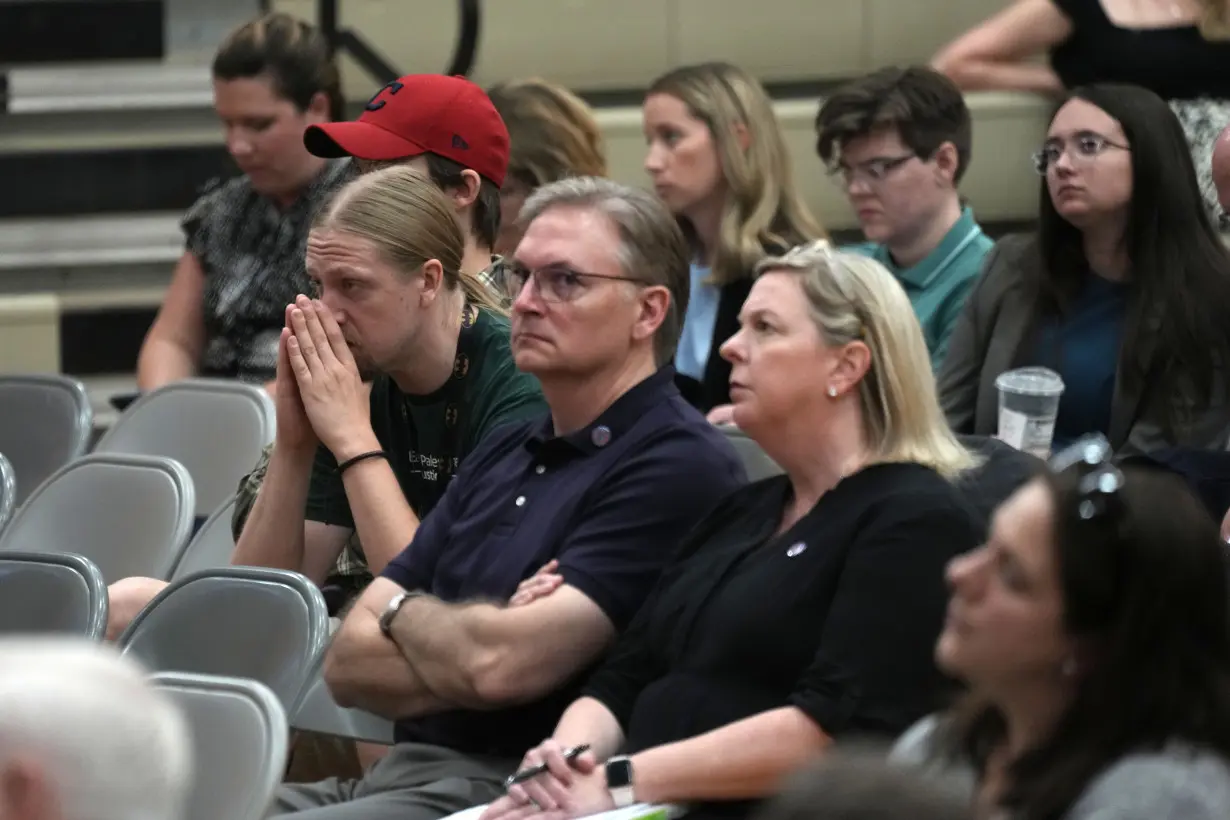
[0,551,107,638]
[0,375,92,506]
[0,452,15,533]
[170,495,238,581]
[720,427,784,482]
[151,672,288,820]
[293,672,396,744]
[119,567,330,711]
[94,379,275,517]
[0,454,195,583]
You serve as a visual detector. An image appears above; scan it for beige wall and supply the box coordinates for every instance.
[0,294,60,374]
[272,0,1011,100]
[264,0,1039,229]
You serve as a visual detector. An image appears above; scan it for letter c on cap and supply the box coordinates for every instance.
[365,80,405,112]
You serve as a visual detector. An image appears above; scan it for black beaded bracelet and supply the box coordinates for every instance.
[336,450,389,474]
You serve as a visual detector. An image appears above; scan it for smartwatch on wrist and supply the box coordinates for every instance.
[378,590,424,637]
[605,756,635,808]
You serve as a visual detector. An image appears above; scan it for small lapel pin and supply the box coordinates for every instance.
[786,542,807,558]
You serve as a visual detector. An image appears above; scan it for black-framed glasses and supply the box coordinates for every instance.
[501,263,648,304]
[1032,132,1130,175]
[826,154,915,188]
[1049,434,1126,522]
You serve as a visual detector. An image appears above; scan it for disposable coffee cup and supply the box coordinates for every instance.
[994,367,1065,458]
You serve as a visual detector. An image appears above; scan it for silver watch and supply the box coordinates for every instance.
[378,590,423,636]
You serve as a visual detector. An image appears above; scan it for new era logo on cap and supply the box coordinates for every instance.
[303,74,510,187]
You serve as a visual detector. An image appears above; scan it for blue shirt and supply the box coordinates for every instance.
[1030,274,1129,449]
[381,366,747,756]
[675,263,721,381]
[846,207,992,371]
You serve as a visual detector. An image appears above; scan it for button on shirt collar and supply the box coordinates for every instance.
[527,366,680,459]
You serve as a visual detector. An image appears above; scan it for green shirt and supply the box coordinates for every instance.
[304,307,545,534]
[846,206,992,371]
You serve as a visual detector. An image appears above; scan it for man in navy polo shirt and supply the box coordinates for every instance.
[271,177,746,820]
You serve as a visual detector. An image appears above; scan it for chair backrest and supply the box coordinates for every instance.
[0,375,92,506]
[0,452,15,533]
[170,494,238,581]
[94,379,275,516]
[721,426,784,482]
[0,551,107,638]
[119,567,330,711]
[0,453,195,583]
[150,672,288,820]
[292,671,396,745]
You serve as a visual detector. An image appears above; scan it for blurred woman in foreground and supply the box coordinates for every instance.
[896,435,1230,818]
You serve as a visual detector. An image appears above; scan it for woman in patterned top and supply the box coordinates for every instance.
[137,13,353,393]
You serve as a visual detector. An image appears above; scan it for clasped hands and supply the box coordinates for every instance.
[480,739,613,820]
[275,294,376,460]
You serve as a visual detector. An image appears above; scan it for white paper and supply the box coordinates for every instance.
[998,406,1056,458]
[442,803,687,820]
[997,406,1028,450]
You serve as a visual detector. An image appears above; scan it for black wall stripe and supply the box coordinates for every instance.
[60,307,157,375]
[0,146,234,219]
[0,1,164,65]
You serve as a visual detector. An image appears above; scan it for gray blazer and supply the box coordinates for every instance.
[938,234,1230,457]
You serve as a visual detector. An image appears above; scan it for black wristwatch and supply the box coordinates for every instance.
[378,590,424,637]
[605,756,635,807]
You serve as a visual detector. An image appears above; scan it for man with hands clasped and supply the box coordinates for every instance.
[268,176,745,819]
[104,165,541,638]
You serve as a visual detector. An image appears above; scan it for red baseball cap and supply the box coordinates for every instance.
[304,74,510,187]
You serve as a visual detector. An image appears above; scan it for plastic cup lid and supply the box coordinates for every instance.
[995,366,1065,397]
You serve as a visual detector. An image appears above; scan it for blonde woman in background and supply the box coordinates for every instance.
[105,166,545,639]
[642,62,825,414]
[487,78,608,255]
[482,243,979,820]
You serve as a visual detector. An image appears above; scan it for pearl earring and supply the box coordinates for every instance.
[827,386,838,398]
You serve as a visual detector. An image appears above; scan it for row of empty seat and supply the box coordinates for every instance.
[0,551,307,820]
[0,375,273,513]
[0,375,454,759]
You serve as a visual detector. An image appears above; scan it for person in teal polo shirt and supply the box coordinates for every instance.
[816,66,993,371]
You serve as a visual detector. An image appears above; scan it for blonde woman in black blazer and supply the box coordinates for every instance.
[640,62,824,413]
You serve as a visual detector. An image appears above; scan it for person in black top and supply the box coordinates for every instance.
[932,0,1230,225]
[479,241,982,820]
